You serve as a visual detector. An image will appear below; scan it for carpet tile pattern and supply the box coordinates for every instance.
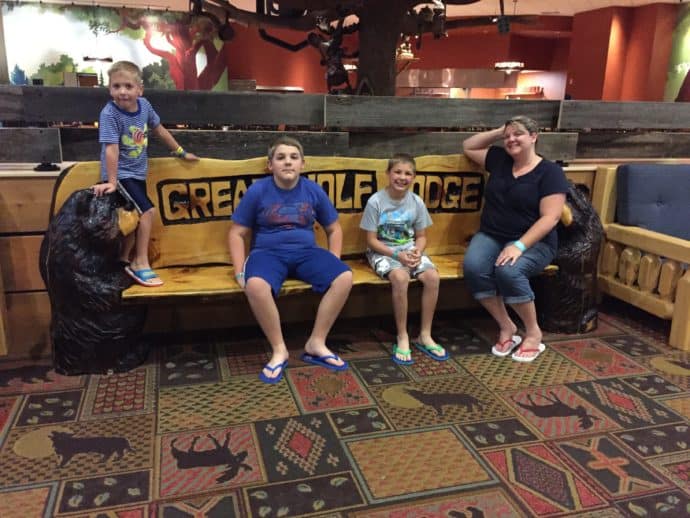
[1,300,690,517]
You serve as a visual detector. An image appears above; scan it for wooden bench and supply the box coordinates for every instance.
[52,155,486,306]
[49,155,603,338]
[593,164,690,351]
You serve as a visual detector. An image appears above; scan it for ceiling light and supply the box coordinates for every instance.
[494,61,524,74]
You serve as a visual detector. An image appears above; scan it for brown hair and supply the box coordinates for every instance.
[387,152,416,173]
[107,61,143,84]
[268,136,304,160]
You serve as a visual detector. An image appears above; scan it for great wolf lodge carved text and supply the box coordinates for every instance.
[157,170,484,225]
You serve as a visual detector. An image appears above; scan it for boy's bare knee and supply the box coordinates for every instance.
[335,270,353,285]
[244,277,272,298]
[389,269,410,289]
[419,268,440,287]
[140,207,156,219]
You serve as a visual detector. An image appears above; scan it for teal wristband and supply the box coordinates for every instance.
[392,250,399,261]
[513,240,527,252]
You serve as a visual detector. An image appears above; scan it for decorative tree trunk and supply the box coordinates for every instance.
[355,1,404,96]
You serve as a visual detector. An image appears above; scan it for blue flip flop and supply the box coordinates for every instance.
[413,342,449,361]
[125,265,163,287]
[300,352,348,371]
[258,360,288,384]
[392,345,414,365]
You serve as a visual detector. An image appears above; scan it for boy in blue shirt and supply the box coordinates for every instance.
[228,136,353,383]
[92,60,198,287]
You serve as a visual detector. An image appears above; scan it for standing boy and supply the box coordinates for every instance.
[92,60,198,287]
[228,136,353,383]
[360,153,448,364]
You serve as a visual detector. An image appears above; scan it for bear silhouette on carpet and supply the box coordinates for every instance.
[534,182,605,334]
[39,189,149,375]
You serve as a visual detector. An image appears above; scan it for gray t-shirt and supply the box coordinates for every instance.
[360,189,432,247]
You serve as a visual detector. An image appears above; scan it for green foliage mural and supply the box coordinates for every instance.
[143,61,176,90]
[665,5,690,101]
[3,2,231,90]
[34,54,77,85]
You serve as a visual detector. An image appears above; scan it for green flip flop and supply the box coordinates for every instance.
[413,342,449,361]
[392,345,414,365]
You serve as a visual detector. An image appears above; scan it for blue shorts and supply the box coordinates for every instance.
[118,178,154,213]
[245,247,351,296]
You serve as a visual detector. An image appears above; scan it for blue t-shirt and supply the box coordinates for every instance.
[98,97,161,181]
[231,176,339,250]
[480,146,569,251]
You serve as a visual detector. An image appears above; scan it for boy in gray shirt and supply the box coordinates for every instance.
[360,154,448,365]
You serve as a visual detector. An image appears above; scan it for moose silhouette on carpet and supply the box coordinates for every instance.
[513,392,601,430]
[171,432,252,483]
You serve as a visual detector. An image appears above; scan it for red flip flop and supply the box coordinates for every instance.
[511,343,546,363]
[491,335,522,357]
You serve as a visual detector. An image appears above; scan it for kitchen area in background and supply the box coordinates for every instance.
[396,67,567,100]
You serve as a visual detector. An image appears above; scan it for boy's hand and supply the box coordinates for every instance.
[406,247,421,268]
[182,152,200,161]
[399,250,420,269]
[92,182,116,196]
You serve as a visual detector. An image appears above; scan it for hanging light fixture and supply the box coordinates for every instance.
[396,35,415,61]
[494,61,524,74]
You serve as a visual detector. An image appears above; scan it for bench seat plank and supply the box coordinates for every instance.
[122,254,466,303]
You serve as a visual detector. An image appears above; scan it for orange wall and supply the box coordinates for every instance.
[567,4,679,100]
[227,24,328,93]
[222,7,677,100]
[413,32,511,69]
[603,8,632,100]
[567,8,614,99]
[620,3,678,100]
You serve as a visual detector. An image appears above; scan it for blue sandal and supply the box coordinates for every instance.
[125,266,163,287]
[413,342,449,361]
[392,345,414,365]
[259,360,288,384]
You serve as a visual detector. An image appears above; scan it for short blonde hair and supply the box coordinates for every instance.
[107,61,143,84]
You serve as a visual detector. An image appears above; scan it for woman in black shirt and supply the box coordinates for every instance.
[462,116,569,362]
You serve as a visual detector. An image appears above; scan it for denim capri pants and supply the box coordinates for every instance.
[462,231,555,304]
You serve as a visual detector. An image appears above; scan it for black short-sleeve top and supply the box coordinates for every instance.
[480,146,570,252]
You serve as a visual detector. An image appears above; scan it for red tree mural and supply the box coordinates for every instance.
[100,8,230,90]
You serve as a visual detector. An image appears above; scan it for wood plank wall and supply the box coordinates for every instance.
[2,86,689,358]
[2,88,690,164]
[0,174,56,358]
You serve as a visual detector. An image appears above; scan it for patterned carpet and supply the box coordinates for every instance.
[1,297,689,517]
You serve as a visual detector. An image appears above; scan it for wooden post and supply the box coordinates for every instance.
[670,270,690,351]
[356,0,402,96]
